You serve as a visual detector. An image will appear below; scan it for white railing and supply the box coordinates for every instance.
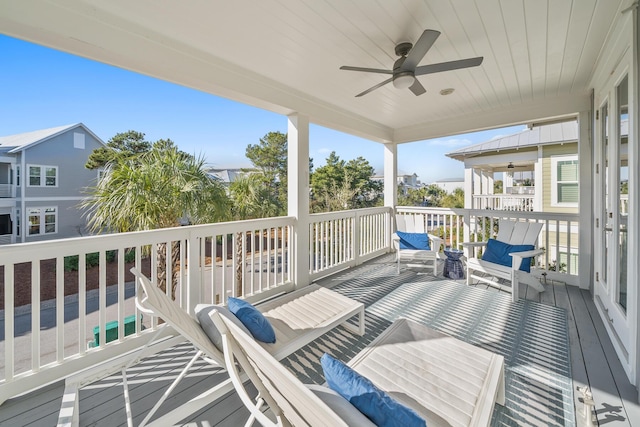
[309,207,392,281]
[473,194,535,211]
[0,184,14,198]
[0,216,294,403]
[0,204,581,403]
[396,206,580,283]
[506,186,535,195]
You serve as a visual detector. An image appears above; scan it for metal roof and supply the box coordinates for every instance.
[446,120,578,160]
[0,123,105,153]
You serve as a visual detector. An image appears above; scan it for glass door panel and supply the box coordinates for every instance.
[602,103,610,287]
[616,75,628,312]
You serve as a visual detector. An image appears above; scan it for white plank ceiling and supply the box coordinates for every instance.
[0,0,627,144]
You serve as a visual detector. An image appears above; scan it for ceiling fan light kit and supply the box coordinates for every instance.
[340,29,483,97]
[393,72,415,89]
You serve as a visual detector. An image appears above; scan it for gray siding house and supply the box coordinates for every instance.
[0,123,105,244]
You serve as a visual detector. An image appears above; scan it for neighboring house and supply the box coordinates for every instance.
[432,177,464,194]
[372,172,421,195]
[0,123,106,244]
[446,120,581,214]
[206,168,255,185]
[446,120,588,274]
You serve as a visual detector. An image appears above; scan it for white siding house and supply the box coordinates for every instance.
[0,123,106,244]
[432,177,464,194]
[446,120,581,213]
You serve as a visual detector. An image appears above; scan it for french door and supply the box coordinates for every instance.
[594,58,632,356]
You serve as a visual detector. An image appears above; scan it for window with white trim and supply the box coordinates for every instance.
[27,207,57,235]
[28,165,58,187]
[551,155,578,206]
[15,165,20,186]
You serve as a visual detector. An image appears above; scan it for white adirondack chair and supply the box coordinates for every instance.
[392,214,443,275]
[463,219,544,302]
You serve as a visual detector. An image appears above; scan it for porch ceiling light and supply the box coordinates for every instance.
[440,88,455,95]
[392,72,415,89]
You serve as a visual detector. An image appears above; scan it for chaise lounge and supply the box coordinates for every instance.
[57,268,365,427]
[212,309,506,427]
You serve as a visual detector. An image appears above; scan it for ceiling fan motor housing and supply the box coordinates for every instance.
[395,42,413,57]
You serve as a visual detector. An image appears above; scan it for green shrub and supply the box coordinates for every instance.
[64,249,138,272]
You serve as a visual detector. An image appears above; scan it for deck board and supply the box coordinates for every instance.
[0,254,638,426]
[553,280,592,427]
[0,381,63,427]
[580,288,640,426]
[565,284,631,426]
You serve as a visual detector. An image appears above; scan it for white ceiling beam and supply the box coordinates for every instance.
[461,150,538,168]
[393,93,591,143]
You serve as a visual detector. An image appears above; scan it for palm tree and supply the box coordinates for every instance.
[229,174,280,296]
[81,145,230,297]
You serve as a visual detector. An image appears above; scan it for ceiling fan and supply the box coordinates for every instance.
[507,162,528,169]
[340,29,483,97]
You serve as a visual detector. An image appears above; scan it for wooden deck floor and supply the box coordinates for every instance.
[1,254,638,426]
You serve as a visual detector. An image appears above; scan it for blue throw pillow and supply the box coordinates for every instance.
[227,297,276,344]
[482,239,535,272]
[320,353,426,427]
[396,231,430,250]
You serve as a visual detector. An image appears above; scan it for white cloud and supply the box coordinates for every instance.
[317,147,332,154]
[427,138,473,147]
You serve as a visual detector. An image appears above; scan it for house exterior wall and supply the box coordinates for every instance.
[13,126,104,242]
[434,180,464,194]
[542,142,579,213]
[19,199,89,242]
[22,129,101,198]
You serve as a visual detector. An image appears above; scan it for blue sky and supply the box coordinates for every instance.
[1,35,525,184]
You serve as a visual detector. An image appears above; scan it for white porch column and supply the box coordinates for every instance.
[578,110,593,291]
[534,147,543,211]
[383,143,397,209]
[464,167,473,209]
[481,170,490,195]
[472,168,482,196]
[288,113,311,289]
[486,171,494,195]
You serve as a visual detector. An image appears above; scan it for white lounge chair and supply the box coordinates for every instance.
[58,268,364,427]
[463,219,544,302]
[393,213,443,275]
[212,312,505,427]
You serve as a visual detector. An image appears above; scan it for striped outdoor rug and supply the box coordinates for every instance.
[281,263,574,427]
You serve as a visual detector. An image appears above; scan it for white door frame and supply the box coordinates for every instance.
[593,46,636,383]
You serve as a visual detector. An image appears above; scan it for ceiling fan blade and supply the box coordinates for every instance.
[402,30,440,70]
[414,57,484,76]
[355,77,393,97]
[340,65,393,74]
[408,79,426,96]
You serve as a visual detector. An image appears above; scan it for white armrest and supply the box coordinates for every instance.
[427,234,443,251]
[509,249,544,259]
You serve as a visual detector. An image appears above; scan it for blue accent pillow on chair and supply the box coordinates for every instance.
[482,239,535,272]
[227,297,276,343]
[320,353,426,427]
[396,231,430,250]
